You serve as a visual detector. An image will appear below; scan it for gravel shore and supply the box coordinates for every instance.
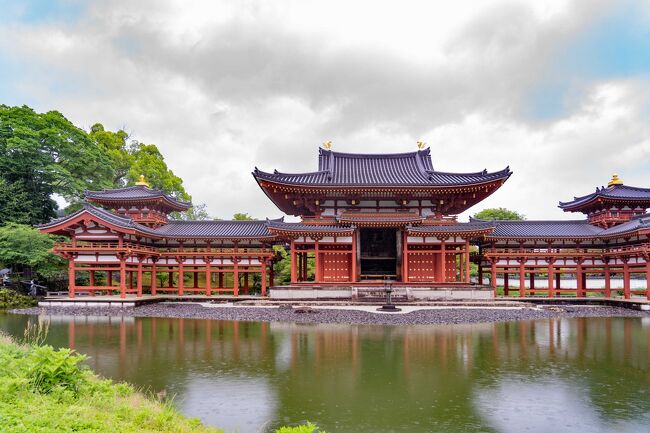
[12,303,649,326]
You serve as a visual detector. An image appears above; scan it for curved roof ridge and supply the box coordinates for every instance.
[472,217,590,224]
[427,166,509,176]
[319,147,431,159]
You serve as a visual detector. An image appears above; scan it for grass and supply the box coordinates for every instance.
[0,288,37,310]
[0,329,323,433]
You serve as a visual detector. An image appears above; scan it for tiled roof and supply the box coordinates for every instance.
[600,214,650,237]
[153,219,281,239]
[476,219,604,239]
[254,147,511,187]
[85,186,192,210]
[559,184,650,210]
[408,222,495,234]
[267,220,355,234]
[37,204,141,230]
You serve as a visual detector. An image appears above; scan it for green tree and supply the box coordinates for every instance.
[0,106,114,224]
[170,203,212,221]
[473,207,525,221]
[0,223,66,280]
[232,212,254,220]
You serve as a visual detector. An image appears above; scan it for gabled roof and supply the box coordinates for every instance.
[85,186,192,211]
[253,147,511,187]
[559,184,650,212]
[38,204,282,240]
[37,204,145,231]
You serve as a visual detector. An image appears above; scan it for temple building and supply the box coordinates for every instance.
[38,146,650,300]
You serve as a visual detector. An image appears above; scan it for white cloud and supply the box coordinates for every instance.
[1,0,649,221]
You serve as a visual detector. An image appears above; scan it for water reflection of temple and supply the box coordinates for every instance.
[29,314,650,432]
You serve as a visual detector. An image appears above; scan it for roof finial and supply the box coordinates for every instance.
[607,173,623,187]
[135,174,150,187]
[323,140,332,150]
[417,140,426,149]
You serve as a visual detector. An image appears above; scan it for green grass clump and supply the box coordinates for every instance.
[0,288,37,310]
[0,332,223,433]
[275,422,325,433]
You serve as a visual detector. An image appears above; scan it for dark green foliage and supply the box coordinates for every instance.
[473,207,525,221]
[27,345,89,396]
[0,105,114,225]
[0,288,37,310]
[0,223,66,280]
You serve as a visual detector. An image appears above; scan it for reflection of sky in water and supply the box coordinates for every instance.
[176,375,276,433]
[475,378,650,433]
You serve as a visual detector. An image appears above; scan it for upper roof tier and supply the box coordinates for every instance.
[85,185,192,212]
[253,147,511,187]
[558,182,650,212]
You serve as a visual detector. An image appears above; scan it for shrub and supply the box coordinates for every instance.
[0,288,37,309]
[276,422,325,433]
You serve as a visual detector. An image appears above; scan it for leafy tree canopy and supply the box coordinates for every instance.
[0,223,66,280]
[0,105,114,224]
[232,212,255,221]
[473,207,525,221]
[0,106,190,225]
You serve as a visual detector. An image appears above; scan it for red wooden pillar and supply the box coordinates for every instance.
[440,238,447,283]
[218,271,224,289]
[645,259,650,300]
[243,272,249,295]
[530,272,535,291]
[402,231,409,283]
[261,260,267,297]
[290,239,297,284]
[89,270,95,287]
[623,257,631,299]
[503,270,509,296]
[68,258,76,298]
[604,262,611,297]
[490,259,497,297]
[351,231,358,282]
[269,262,274,288]
[129,271,134,290]
[193,269,199,288]
[136,259,143,297]
[576,263,584,297]
[107,270,112,287]
[555,272,561,294]
[233,258,239,296]
[464,239,471,283]
[519,260,525,297]
[205,260,212,296]
[315,239,322,283]
[168,272,174,288]
[119,256,127,299]
[547,260,554,298]
[477,264,483,285]
[302,252,308,281]
[178,260,184,296]
[151,261,157,296]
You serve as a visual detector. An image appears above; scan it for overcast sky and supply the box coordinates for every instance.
[2,0,650,221]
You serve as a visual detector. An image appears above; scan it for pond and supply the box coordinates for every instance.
[0,313,649,433]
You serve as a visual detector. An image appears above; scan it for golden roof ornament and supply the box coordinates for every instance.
[323,140,333,150]
[417,140,426,149]
[135,174,150,187]
[607,174,623,187]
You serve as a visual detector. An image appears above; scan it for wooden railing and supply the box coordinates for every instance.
[53,242,276,257]
[476,244,649,259]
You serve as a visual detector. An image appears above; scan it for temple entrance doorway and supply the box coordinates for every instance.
[359,228,399,280]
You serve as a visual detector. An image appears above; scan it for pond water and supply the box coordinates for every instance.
[0,313,649,433]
